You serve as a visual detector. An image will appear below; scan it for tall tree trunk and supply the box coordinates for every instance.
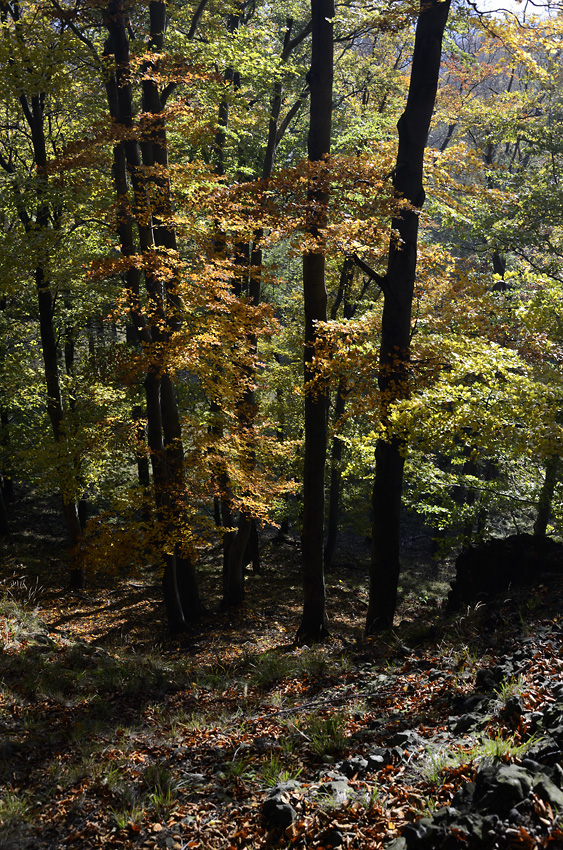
[105,0,202,631]
[324,376,346,571]
[142,4,202,622]
[0,475,9,536]
[221,16,310,590]
[366,0,451,634]
[534,455,558,537]
[325,257,355,570]
[296,0,333,644]
[16,85,84,585]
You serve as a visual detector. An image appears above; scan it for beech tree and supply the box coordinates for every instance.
[0,0,104,587]
[366,0,452,633]
[296,0,334,643]
[3,0,563,641]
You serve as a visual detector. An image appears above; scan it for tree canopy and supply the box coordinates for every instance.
[1,0,562,637]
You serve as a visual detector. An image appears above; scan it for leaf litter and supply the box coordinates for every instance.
[0,534,562,849]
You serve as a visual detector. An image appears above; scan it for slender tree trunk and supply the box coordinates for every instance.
[325,257,355,569]
[0,477,9,536]
[0,410,13,502]
[221,17,309,591]
[296,0,333,644]
[16,86,84,585]
[105,0,202,630]
[324,377,346,570]
[366,0,451,634]
[534,455,558,537]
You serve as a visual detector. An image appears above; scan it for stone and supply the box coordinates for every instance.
[533,775,563,809]
[388,730,425,749]
[337,755,368,778]
[474,762,532,812]
[319,828,345,847]
[319,778,351,806]
[261,798,297,830]
[267,780,301,798]
[447,533,563,609]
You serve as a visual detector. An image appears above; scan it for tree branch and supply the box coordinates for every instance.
[282,18,312,61]
[187,0,209,39]
[351,253,387,294]
[276,89,308,145]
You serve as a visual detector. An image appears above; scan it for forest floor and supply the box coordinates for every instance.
[0,493,562,850]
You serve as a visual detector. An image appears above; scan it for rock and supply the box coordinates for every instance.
[337,755,368,778]
[267,780,301,798]
[261,798,297,830]
[474,762,533,812]
[388,730,425,750]
[533,775,563,809]
[447,533,563,610]
[320,778,351,806]
[319,828,345,847]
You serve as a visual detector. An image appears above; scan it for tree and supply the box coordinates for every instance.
[102,0,204,631]
[366,0,452,634]
[0,0,103,587]
[296,0,334,644]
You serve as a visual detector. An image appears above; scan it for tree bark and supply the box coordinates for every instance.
[325,257,355,570]
[296,0,333,644]
[366,0,451,634]
[11,76,85,584]
[534,455,558,537]
[105,0,202,630]
[0,478,9,536]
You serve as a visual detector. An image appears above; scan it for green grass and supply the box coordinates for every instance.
[111,804,144,829]
[421,732,542,786]
[0,791,32,847]
[303,712,348,758]
[258,752,302,787]
[494,676,523,704]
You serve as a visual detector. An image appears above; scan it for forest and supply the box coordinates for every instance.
[1,0,563,637]
[2,2,563,849]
